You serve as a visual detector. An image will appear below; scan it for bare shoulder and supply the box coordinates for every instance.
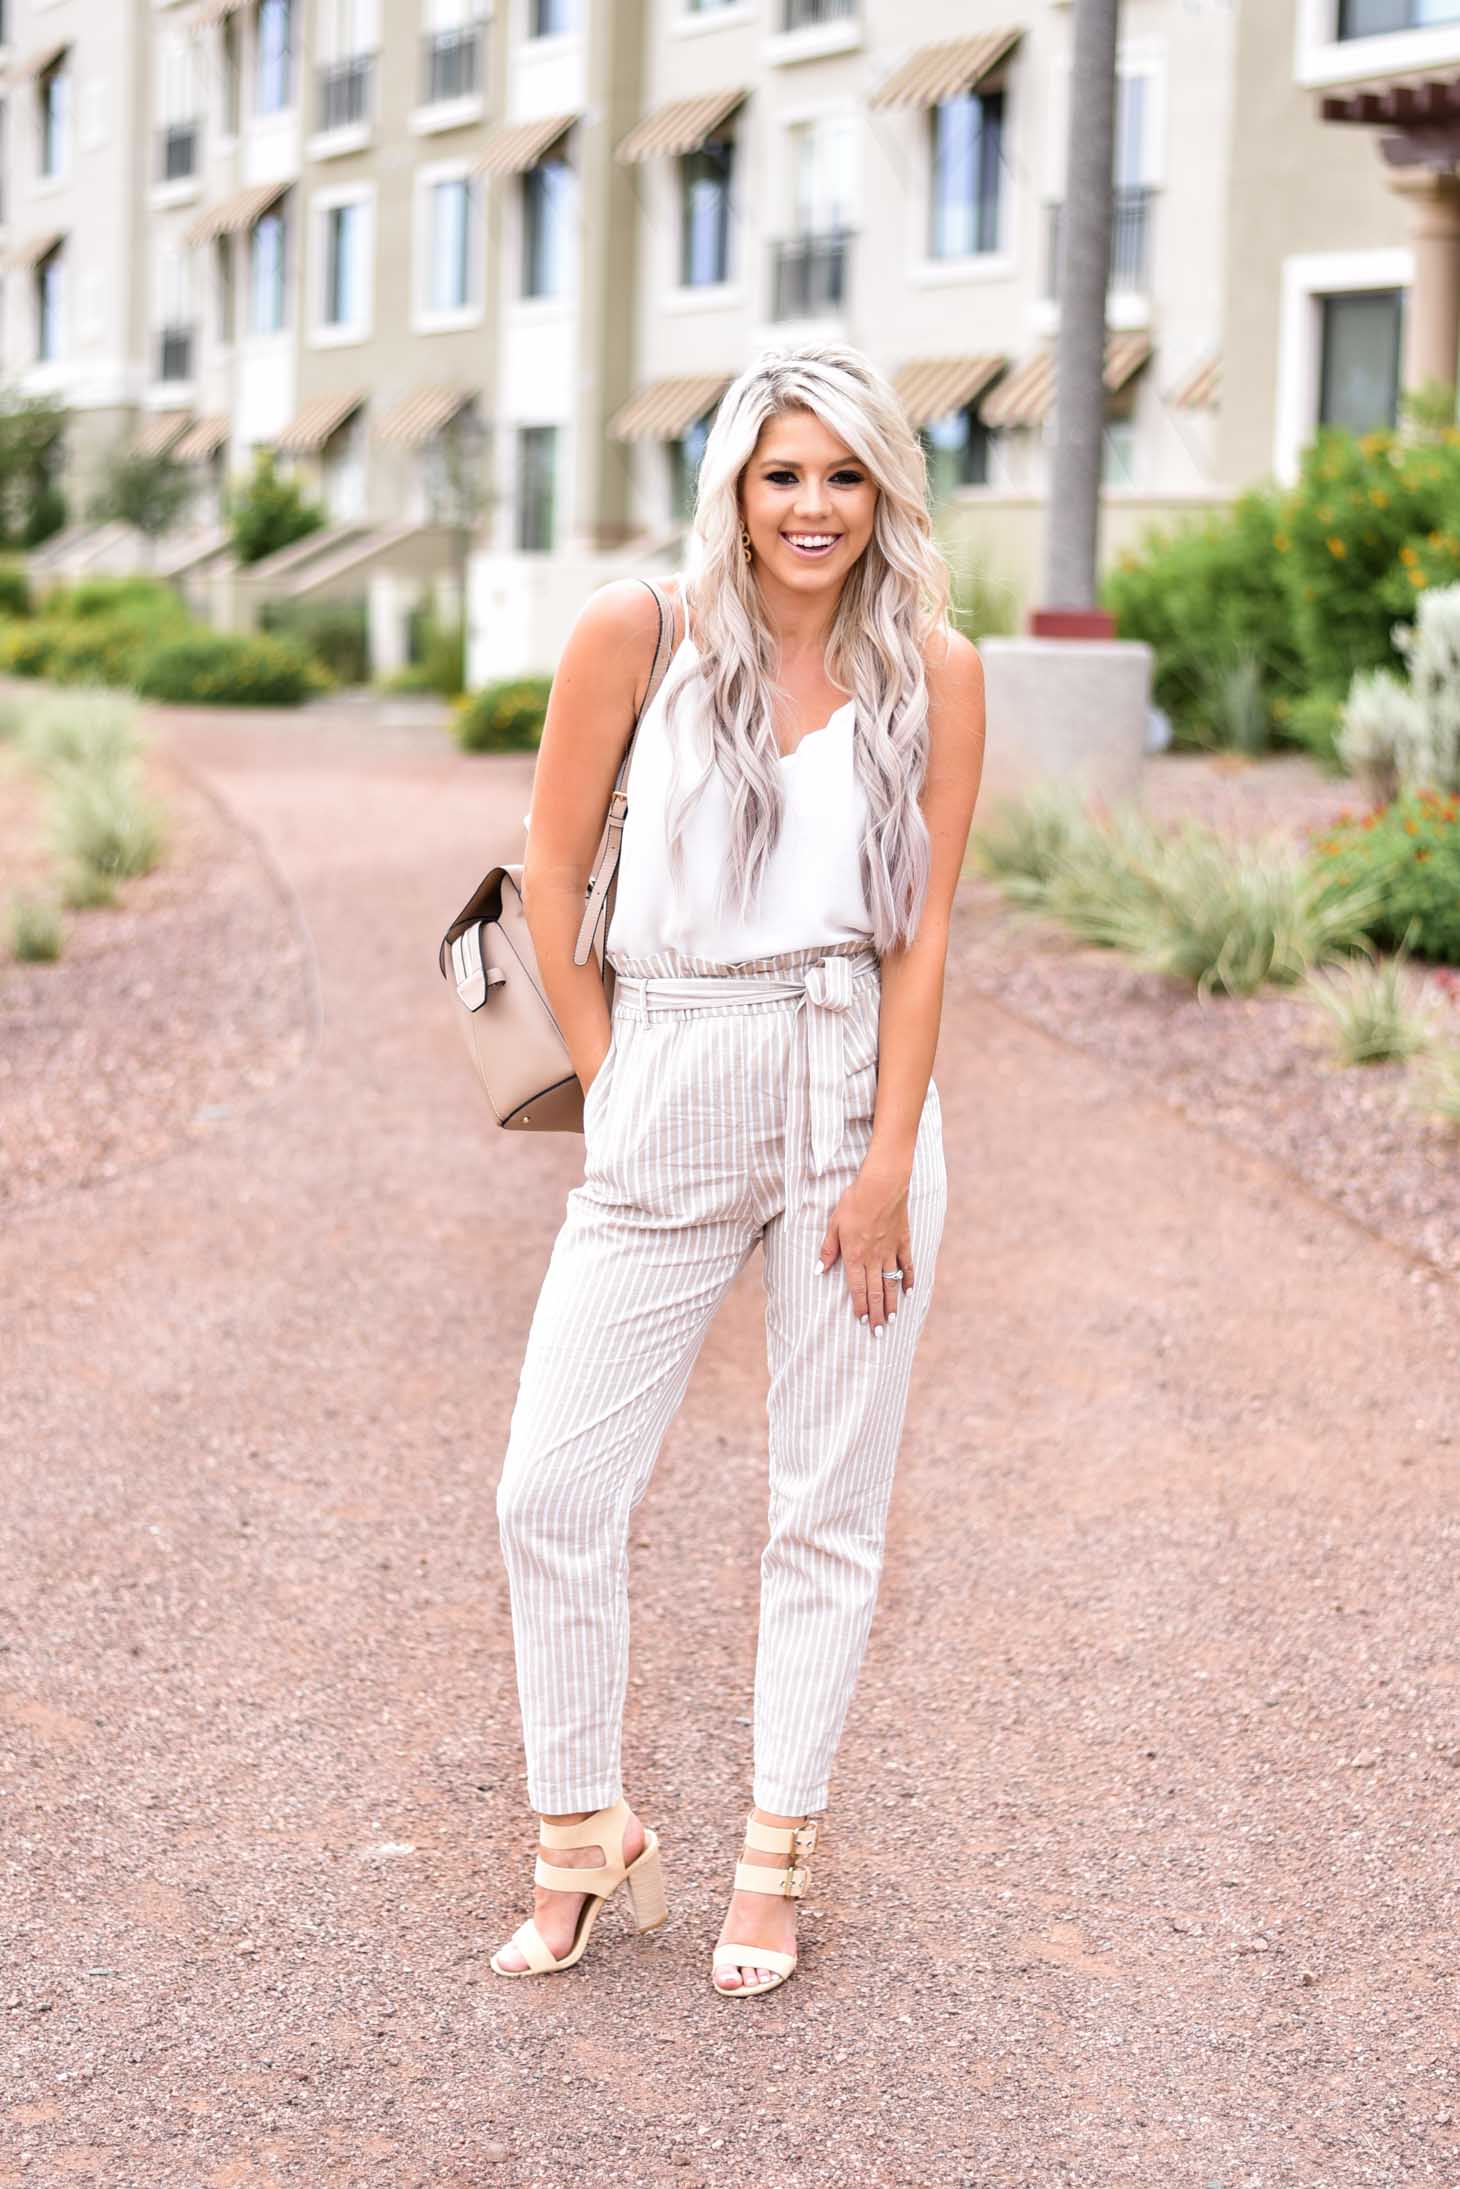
[552,574,679,716]
[922,622,986,748]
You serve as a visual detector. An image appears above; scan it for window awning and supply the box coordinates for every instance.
[894,354,1006,428]
[4,230,65,271]
[868,28,1021,112]
[133,411,193,459]
[979,333,1152,428]
[274,390,366,456]
[471,112,579,178]
[188,0,252,25]
[174,415,230,462]
[1319,68,1460,124]
[609,374,732,442]
[11,38,70,81]
[615,88,748,164]
[1165,353,1220,411]
[375,385,474,449]
[183,180,288,247]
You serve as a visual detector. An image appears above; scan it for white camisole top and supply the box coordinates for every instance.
[602,628,874,965]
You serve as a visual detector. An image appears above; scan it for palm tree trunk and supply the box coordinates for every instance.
[1040,0,1122,617]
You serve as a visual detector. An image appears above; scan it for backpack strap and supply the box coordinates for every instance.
[571,576,678,968]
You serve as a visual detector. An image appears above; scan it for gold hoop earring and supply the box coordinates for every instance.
[739,522,753,567]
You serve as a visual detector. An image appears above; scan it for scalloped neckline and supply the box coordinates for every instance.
[674,624,854,763]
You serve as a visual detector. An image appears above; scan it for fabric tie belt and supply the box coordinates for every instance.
[610,948,880,1218]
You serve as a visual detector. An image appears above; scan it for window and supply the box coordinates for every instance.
[426,175,476,312]
[919,404,990,497]
[38,59,68,179]
[157,246,193,380]
[215,235,236,343]
[36,243,63,361]
[1338,0,1460,33]
[928,88,1002,258]
[321,198,368,329]
[773,115,855,316]
[317,1,376,131]
[322,410,367,520]
[521,151,574,298]
[516,424,556,550]
[256,0,294,116]
[680,136,733,285]
[421,0,482,103]
[783,0,855,25]
[529,0,574,33]
[1318,289,1404,430]
[249,201,288,333]
[669,411,714,522]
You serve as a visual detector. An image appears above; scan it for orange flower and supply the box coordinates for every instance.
[1404,817,1419,834]
[1328,536,1347,557]
[1400,545,1419,565]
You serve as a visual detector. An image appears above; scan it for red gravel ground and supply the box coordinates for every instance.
[2,702,1458,2189]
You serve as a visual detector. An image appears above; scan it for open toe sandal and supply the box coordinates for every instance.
[489,1795,668,1978]
[710,1814,817,1999]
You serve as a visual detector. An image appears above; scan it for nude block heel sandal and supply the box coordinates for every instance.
[489,1795,668,1978]
[710,1815,818,1999]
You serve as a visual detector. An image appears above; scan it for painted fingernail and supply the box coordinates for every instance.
[859,1313,868,1325]
[874,1324,884,1339]
[813,1259,826,1277]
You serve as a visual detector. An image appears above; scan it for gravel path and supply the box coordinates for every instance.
[2,706,1457,2189]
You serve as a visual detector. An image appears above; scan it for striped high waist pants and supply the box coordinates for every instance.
[495,937,947,1817]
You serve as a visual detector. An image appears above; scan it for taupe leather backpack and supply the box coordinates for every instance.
[437,576,676,1132]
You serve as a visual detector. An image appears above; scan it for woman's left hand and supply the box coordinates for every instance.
[816,1156,914,1331]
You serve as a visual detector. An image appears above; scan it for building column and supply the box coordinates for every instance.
[1386,167,1460,407]
[572,0,649,553]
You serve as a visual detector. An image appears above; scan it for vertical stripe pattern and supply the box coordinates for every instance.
[495,940,947,1817]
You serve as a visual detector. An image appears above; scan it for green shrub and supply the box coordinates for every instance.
[47,765,167,882]
[0,558,31,618]
[59,860,119,908]
[1306,787,1460,964]
[54,576,184,622]
[1278,689,1347,770]
[1102,486,1307,748]
[969,780,1099,890]
[227,450,326,565]
[1301,929,1435,1065]
[16,687,143,775]
[1412,1040,1460,1125]
[453,676,553,752]
[400,597,466,696]
[21,481,67,548]
[0,613,159,688]
[1279,422,1460,691]
[132,628,329,706]
[258,596,370,684]
[9,891,63,961]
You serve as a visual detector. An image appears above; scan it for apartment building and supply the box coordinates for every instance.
[1222,0,1460,489]
[0,0,152,493]
[5,2,1457,677]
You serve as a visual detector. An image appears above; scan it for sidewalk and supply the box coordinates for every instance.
[1,706,1455,2189]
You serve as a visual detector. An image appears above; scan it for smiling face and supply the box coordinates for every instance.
[738,406,878,597]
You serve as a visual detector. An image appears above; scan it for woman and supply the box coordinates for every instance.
[489,341,985,1997]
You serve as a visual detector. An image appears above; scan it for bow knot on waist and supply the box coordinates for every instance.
[801,955,854,1012]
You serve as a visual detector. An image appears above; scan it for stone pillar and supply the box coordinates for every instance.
[1387,168,1460,408]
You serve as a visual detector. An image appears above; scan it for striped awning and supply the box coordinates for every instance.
[188,0,252,24]
[375,385,474,449]
[11,39,70,82]
[980,333,1152,428]
[174,415,230,462]
[4,230,65,271]
[616,88,748,164]
[183,180,288,247]
[894,354,1006,428]
[274,390,365,456]
[1166,353,1221,411]
[133,411,193,459]
[868,28,1022,111]
[471,112,579,177]
[609,374,732,442]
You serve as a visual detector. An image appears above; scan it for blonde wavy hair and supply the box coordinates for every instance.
[659,340,954,956]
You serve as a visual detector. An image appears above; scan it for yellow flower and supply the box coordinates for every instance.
[1274,533,1289,552]
[1411,568,1428,587]
[1369,488,1388,507]
[1400,544,1418,565]
[1327,535,1347,557]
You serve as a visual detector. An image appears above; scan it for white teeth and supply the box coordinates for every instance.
[786,535,836,547]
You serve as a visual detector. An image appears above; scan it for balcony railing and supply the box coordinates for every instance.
[1044,185,1152,300]
[157,324,194,384]
[770,228,850,318]
[157,120,199,183]
[421,25,481,105]
[317,52,375,132]
[782,0,855,25]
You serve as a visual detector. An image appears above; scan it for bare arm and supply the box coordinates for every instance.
[816,625,986,1324]
[520,577,670,1091]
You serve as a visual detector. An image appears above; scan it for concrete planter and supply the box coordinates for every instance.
[975,635,1154,816]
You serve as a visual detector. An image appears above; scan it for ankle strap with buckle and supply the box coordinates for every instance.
[733,1815,818,1900]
